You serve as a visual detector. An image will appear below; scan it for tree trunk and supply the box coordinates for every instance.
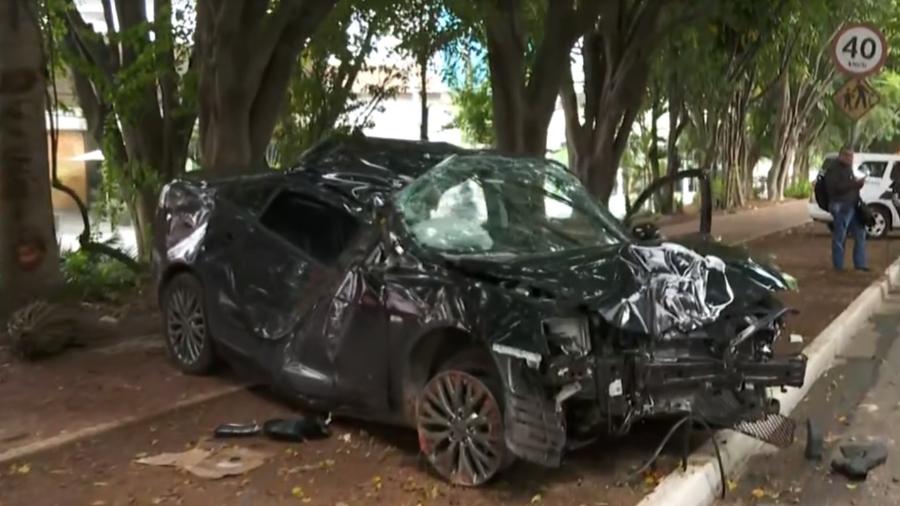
[196,0,337,173]
[0,0,62,318]
[418,55,429,141]
[558,1,666,203]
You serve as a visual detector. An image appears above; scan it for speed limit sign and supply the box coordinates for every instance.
[832,23,888,76]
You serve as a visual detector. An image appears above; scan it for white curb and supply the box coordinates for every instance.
[638,256,900,506]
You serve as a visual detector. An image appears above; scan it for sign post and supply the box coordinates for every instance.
[831,23,889,147]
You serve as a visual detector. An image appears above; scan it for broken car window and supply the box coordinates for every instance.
[259,191,360,264]
[395,155,628,256]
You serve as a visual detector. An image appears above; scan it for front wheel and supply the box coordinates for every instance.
[162,273,217,374]
[866,206,889,239]
[416,351,509,487]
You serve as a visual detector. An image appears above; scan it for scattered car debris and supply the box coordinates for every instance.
[805,418,824,461]
[214,415,331,442]
[154,134,808,486]
[263,415,331,442]
[831,441,888,480]
[214,422,261,438]
[135,444,270,479]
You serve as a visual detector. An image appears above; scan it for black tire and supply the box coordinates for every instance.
[161,272,217,374]
[866,206,890,239]
[416,348,511,487]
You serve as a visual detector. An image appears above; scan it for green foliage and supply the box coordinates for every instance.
[449,75,494,147]
[443,41,493,147]
[784,180,812,199]
[60,243,140,302]
[272,0,400,166]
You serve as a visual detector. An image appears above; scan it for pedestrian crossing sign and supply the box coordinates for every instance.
[834,77,880,120]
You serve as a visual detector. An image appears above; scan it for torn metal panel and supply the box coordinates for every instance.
[153,134,808,484]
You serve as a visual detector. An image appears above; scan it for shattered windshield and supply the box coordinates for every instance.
[395,155,628,256]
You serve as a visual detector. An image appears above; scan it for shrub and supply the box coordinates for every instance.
[784,180,812,200]
[60,246,140,302]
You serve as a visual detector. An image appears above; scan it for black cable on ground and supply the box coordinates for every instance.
[616,413,691,487]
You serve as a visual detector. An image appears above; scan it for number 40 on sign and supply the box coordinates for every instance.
[831,23,888,77]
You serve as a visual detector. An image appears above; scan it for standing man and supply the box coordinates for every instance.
[824,145,868,271]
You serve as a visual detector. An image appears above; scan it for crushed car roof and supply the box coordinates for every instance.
[283,135,473,210]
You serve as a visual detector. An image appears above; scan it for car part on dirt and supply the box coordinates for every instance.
[214,422,262,438]
[162,273,216,374]
[804,418,824,461]
[153,135,809,486]
[831,441,888,480]
[5,300,88,360]
[262,415,331,442]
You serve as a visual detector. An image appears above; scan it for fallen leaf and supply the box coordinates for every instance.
[727,479,738,491]
[93,481,108,487]
[530,493,543,503]
[846,483,858,490]
[751,488,766,499]
[12,463,30,475]
[291,486,305,498]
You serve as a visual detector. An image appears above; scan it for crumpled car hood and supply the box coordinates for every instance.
[447,239,793,337]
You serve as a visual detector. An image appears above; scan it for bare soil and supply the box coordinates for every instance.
[0,223,897,506]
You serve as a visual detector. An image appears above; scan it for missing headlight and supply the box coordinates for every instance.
[542,317,591,354]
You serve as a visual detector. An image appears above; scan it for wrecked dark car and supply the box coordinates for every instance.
[152,136,807,486]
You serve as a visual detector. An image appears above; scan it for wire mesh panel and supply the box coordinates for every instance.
[733,413,796,448]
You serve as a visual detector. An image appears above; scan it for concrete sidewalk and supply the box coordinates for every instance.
[661,199,811,244]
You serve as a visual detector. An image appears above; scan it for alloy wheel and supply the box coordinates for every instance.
[417,370,505,487]
[166,287,206,366]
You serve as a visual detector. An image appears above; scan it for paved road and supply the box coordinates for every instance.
[661,199,811,244]
[721,291,900,505]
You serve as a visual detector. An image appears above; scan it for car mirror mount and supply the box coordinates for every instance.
[631,221,661,242]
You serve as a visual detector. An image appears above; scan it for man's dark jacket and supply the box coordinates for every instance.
[823,158,861,206]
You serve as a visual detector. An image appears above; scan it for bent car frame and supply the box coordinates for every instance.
[153,135,807,486]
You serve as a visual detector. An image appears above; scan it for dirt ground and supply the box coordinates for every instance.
[0,223,898,506]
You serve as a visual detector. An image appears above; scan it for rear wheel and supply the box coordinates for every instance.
[162,273,217,374]
[416,349,509,487]
[866,206,889,239]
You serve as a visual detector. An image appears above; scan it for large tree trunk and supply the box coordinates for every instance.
[484,0,599,157]
[0,0,63,318]
[559,2,668,202]
[196,0,337,174]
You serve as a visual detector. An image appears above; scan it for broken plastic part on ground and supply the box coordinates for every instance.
[153,135,808,485]
[213,414,331,441]
[831,441,888,480]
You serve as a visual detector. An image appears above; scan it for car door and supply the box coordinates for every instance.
[229,189,390,411]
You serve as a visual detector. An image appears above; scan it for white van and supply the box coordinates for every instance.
[808,152,900,238]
